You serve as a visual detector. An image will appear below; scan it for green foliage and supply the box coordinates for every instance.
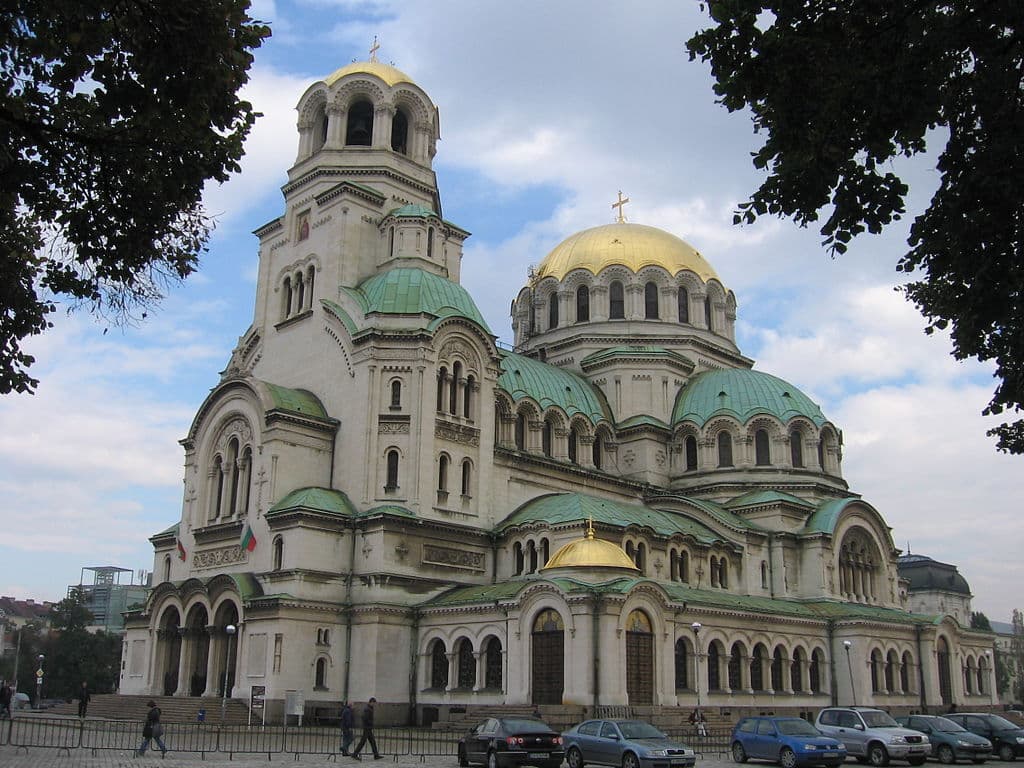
[49,589,94,634]
[970,611,993,631]
[687,0,1024,453]
[0,0,270,395]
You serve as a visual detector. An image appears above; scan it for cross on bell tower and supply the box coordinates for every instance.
[369,36,380,62]
[612,190,630,223]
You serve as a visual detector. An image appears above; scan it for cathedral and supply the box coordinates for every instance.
[120,54,997,724]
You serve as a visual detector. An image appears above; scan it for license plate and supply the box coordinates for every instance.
[528,753,548,759]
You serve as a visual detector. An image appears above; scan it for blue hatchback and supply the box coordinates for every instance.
[732,716,848,768]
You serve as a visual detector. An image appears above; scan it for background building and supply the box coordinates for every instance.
[73,567,151,635]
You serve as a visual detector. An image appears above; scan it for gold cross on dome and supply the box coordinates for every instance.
[612,190,630,223]
[369,36,380,62]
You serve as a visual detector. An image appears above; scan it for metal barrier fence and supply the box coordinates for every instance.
[0,716,463,758]
[0,717,730,759]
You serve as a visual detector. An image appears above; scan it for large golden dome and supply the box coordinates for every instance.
[542,526,639,572]
[535,223,719,283]
[324,61,413,87]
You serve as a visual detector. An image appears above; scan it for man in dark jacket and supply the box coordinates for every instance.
[350,697,381,760]
[78,682,91,718]
[340,701,354,756]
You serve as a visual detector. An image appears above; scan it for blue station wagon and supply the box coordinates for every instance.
[732,716,848,768]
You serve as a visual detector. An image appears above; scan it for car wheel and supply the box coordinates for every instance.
[568,747,585,768]
[733,741,749,763]
[623,752,640,768]
[780,747,799,768]
[488,750,500,768]
[458,745,470,767]
[998,745,1015,762]
[869,744,890,767]
[938,746,956,765]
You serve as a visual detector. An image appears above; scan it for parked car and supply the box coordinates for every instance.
[731,716,847,768]
[458,716,564,768]
[896,714,992,764]
[945,714,1024,762]
[562,718,696,768]
[815,707,930,766]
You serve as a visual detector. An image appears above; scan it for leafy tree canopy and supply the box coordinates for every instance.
[687,1,1024,453]
[970,611,993,631]
[49,588,93,634]
[1,0,270,395]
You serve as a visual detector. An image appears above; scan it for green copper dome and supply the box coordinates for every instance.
[344,268,492,333]
[672,368,827,427]
[498,352,610,425]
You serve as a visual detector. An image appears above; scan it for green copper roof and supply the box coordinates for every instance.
[672,368,828,427]
[497,352,610,424]
[725,490,814,511]
[582,345,695,369]
[617,414,670,431]
[227,572,264,601]
[343,268,491,333]
[498,492,725,544]
[387,203,440,219]
[267,487,358,518]
[321,299,358,335]
[263,382,329,419]
[361,504,417,518]
[802,497,861,534]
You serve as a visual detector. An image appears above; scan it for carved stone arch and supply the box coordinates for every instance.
[331,80,386,110]
[296,87,329,129]
[213,415,254,457]
[705,279,727,304]
[390,88,432,126]
[705,416,741,441]
[636,265,673,287]
[725,291,738,313]
[179,578,208,604]
[541,407,568,432]
[746,415,784,440]
[430,316,501,360]
[515,399,543,423]
[533,275,560,295]
[494,392,515,418]
[675,270,704,292]
[562,268,594,292]
[568,414,594,439]
[595,264,634,287]
[437,331,484,375]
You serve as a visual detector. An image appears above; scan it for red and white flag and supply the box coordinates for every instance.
[240,522,257,552]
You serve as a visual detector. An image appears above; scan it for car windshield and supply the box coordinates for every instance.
[503,719,551,734]
[862,711,900,728]
[618,721,665,739]
[778,720,823,736]
[988,716,1019,731]
[932,718,966,733]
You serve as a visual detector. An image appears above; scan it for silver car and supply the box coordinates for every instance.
[562,719,696,768]
[815,707,929,766]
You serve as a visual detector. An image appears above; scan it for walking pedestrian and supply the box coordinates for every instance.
[350,697,382,760]
[136,700,167,757]
[78,681,91,718]
[340,701,354,756]
[0,681,12,719]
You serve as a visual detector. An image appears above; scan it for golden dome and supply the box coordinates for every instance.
[542,525,639,572]
[324,61,413,88]
[535,223,719,283]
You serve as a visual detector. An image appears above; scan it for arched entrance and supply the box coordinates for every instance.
[625,610,654,704]
[157,607,182,696]
[184,604,210,696]
[936,636,952,706]
[213,602,240,697]
[531,608,564,705]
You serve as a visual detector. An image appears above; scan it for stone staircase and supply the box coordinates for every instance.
[44,694,252,725]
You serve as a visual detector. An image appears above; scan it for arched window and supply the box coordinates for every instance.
[210,454,225,520]
[810,650,822,692]
[226,437,240,517]
[461,460,472,497]
[771,647,784,691]
[609,281,625,319]
[163,555,171,582]
[315,658,327,689]
[634,542,646,573]
[390,380,402,409]
[548,292,559,329]
[761,560,769,589]
[592,432,603,469]
[282,276,292,318]
[436,367,447,412]
[568,426,579,463]
[685,435,698,471]
[708,643,721,690]
[484,638,503,689]
[305,265,316,307]
[755,429,771,465]
[750,645,766,691]
[322,629,330,646]
[704,296,713,331]
[791,648,805,692]
[542,420,553,457]
[886,650,898,692]
[388,226,395,257]
[710,555,719,587]
[644,281,659,319]
[871,649,883,693]
[541,538,550,567]
[430,640,448,689]
[576,285,590,322]
[450,362,461,414]
[437,454,449,492]
[391,107,408,154]
[385,449,399,491]
[818,439,826,470]
[679,550,689,582]
[463,375,475,419]
[528,540,538,573]
[457,638,475,689]
[272,536,283,571]
[901,651,912,693]
[728,644,743,690]
[294,272,305,311]
[514,542,524,575]
[515,413,526,450]
[791,429,804,467]
[719,557,729,588]
[674,638,689,690]
[717,431,733,467]
[678,286,689,323]
[346,100,373,146]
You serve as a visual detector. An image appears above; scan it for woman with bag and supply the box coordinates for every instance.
[136,700,167,757]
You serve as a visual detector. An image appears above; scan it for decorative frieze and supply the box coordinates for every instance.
[435,420,480,446]
[422,544,485,572]
[193,546,247,570]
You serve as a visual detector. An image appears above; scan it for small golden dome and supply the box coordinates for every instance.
[535,223,719,283]
[542,525,639,572]
[324,61,413,88]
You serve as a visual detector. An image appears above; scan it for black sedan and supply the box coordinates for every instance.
[458,716,565,768]
[946,714,1024,762]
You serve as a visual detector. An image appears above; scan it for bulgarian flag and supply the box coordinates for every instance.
[176,539,187,561]
[240,522,257,552]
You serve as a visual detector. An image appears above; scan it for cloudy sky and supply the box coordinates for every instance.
[2,0,1020,625]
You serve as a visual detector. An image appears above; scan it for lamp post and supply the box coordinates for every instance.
[843,640,856,706]
[35,654,44,709]
[221,624,237,725]
[986,650,995,708]
[691,622,702,708]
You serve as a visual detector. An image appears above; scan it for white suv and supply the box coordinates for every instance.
[815,707,929,766]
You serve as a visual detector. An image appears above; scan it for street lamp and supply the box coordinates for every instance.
[691,622,702,708]
[35,654,45,709]
[986,650,995,708]
[221,624,237,725]
[843,640,856,706]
